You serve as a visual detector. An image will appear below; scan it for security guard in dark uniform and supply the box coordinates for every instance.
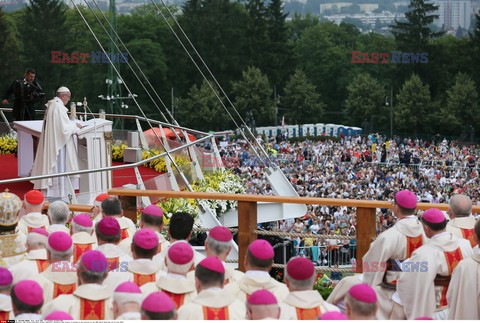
[2,68,45,121]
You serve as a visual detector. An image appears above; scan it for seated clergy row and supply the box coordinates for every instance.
[327,190,480,320]
[0,189,359,320]
[1,247,378,320]
[1,189,479,320]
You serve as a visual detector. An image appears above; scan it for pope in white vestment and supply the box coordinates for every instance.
[30,87,79,201]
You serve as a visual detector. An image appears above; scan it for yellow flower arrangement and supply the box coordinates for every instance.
[142,149,191,173]
[112,143,128,161]
[0,135,18,154]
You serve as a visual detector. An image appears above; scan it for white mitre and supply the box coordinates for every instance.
[56,86,70,93]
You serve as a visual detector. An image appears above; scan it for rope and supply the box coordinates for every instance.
[149,0,272,164]
[251,230,355,240]
[193,227,238,233]
[271,264,354,273]
[223,259,353,273]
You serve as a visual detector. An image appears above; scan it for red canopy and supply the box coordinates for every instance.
[144,128,196,146]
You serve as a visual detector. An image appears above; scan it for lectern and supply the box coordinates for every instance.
[76,118,113,204]
[13,120,43,177]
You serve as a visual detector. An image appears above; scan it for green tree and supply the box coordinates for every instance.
[390,0,442,84]
[425,35,471,102]
[441,73,479,135]
[60,6,107,109]
[232,67,273,126]
[281,69,325,125]
[469,11,480,95]
[287,12,319,41]
[344,74,386,132]
[245,0,269,69]
[179,0,249,93]
[390,0,441,52]
[294,22,358,122]
[0,7,23,98]
[394,74,431,136]
[176,80,230,131]
[265,0,292,86]
[21,0,68,96]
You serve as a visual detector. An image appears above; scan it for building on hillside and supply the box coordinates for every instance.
[320,2,353,14]
[323,11,404,26]
[433,0,472,30]
[359,3,379,13]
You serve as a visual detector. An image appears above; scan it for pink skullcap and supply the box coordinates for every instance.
[133,228,159,250]
[115,281,142,294]
[142,292,175,312]
[97,217,120,236]
[167,241,194,265]
[422,208,446,224]
[48,231,73,252]
[81,250,108,272]
[415,317,433,320]
[143,205,163,217]
[209,226,232,242]
[247,289,277,305]
[13,280,43,306]
[25,190,44,205]
[320,311,347,320]
[0,267,13,286]
[348,284,377,303]
[198,257,225,274]
[73,213,93,227]
[395,190,417,209]
[287,257,315,280]
[31,227,49,237]
[248,239,274,260]
[44,311,74,320]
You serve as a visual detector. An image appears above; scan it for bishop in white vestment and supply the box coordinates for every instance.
[280,257,339,320]
[362,190,426,319]
[446,194,477,248]
[446,221,480,320]
[397,208,473,320]
[177,257,246,320]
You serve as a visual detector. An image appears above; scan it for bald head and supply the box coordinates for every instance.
[246,304,280,320]
[449,195,472,219]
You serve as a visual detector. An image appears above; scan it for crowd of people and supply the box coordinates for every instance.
[217,133,480,267]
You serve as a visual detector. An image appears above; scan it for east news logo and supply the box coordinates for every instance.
[51,51,129,63]
[351,51,428,63]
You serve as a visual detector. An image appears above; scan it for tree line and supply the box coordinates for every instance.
[0,0,479,139]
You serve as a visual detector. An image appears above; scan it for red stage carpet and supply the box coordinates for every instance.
[0,153,161,198]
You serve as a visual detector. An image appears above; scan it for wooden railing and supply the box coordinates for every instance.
[107,189,480,272]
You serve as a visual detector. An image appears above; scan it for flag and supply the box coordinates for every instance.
[281,116,285,127]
